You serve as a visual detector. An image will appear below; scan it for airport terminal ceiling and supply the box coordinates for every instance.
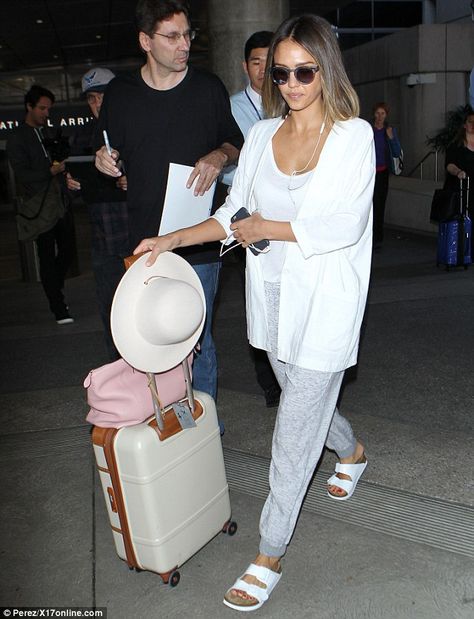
[0,0,429,108]
[0,0,421,73]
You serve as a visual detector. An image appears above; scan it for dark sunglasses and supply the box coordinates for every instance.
[270,65,320,85]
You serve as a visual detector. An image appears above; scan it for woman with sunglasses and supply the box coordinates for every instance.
[134,13,374,612]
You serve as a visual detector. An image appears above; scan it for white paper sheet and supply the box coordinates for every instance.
[158,163,216,236]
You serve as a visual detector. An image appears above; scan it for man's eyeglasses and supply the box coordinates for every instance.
[153,29,196,44]
[270,65,320,86]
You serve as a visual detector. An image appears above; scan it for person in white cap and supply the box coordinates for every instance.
[66,67,128,360]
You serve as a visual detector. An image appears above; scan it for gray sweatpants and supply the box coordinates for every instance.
[259,283,357,557]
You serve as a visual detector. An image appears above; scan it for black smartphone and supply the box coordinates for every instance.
[230,208,270,256]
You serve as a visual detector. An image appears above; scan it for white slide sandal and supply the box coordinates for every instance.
[327,459,368,501]
[223,562,282,612]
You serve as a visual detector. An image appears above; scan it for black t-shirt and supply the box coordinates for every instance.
[97,66,243,263]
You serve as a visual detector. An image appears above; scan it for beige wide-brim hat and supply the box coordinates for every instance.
[111,252,206,373]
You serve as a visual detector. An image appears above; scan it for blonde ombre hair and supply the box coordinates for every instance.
[262,14,360,122]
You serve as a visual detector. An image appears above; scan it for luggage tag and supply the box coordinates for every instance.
[172,401,197,429]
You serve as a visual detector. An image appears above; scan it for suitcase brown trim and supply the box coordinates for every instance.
[92,426,112,447]
[123,253,144,270]
[149,399,203,440]
[92,426,139,569]
[90,398,205,572]
[91,400,203,445]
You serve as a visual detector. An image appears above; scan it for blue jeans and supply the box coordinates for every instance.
[191,262,221,400]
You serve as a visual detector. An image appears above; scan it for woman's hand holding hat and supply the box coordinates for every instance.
[134,233,179,266]
[134,218,228,267]
[111,252,206,373]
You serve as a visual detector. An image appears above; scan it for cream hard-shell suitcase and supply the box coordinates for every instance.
[92,390,236,586]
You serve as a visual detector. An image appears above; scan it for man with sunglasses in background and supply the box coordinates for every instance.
[221,31,282,409]
[94,0,243,410]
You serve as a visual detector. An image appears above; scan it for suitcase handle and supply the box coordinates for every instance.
[107,486,118,513]
[123,254,196,431]
[146,358,195,431]
[466,176,470,218]
[460,176,470,218]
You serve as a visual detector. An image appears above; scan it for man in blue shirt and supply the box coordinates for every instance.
[221,31,273,186]
[221,31,281,408]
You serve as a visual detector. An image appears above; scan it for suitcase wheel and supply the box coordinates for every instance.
[168,570,180,588]
[222,520,238,536]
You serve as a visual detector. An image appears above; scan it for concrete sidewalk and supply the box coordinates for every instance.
[0,204,473,618]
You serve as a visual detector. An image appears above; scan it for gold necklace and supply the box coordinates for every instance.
[291,118,326,176]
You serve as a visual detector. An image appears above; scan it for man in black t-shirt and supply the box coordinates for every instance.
[95,0,243,401]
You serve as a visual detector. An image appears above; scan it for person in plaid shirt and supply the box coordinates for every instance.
[67,68,128,360]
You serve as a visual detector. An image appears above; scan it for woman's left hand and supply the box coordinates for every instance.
[230,212,266,248]
[133,234,178,266]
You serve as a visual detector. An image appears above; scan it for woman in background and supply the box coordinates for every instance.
[372,101,402,249]
[444,109,474,215]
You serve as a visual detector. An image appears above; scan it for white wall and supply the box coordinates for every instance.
[436,0,473,23]
[344,22,474,181]
[385,178,439,235]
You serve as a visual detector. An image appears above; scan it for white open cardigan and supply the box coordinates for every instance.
[213,116,375,372]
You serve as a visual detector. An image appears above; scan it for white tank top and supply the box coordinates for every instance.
[253,140,313,282]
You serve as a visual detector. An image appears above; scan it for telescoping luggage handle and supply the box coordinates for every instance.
[460,176,470,218]
[146,360,195,432]
[466,176,470,218]
[123,253,196,432]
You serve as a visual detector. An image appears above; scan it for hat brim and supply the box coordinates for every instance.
[110,252,206,373]
[82,84,108,96]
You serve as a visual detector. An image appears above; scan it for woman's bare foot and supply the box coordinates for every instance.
[328,441,366,499]
[224,553,281,608]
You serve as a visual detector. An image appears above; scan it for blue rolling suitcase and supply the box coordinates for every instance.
[437,177,471,270]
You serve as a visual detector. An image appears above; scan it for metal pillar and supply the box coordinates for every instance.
[207,0,289,95]
[422,0,436,24]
